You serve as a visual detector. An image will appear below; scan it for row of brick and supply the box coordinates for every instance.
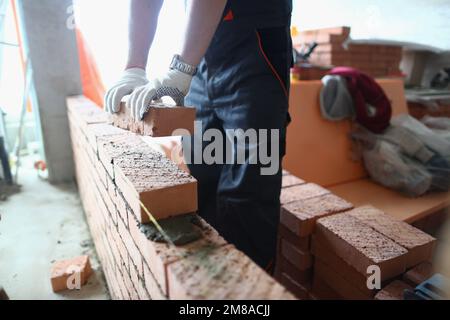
[292,26,403,78]
[67,95,295,300]
[275,170,436,300]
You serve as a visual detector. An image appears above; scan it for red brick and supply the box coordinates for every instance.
[143,262,167,300]
[402,262,434,287]
[275,256,312,286]
[86,122,126,152]
[311,237,380,296]
[111,102,195,137]
[314,260,373,300]
[374,280,412,300]
[136,278,151,300]
[282,174,305,188]
[139,216,227,295]
[310,275,342,300]
[316,213,408,281]
[348,206,436,268]
[0,287,9,300]
[278,273,307,299]
[99,134,198,222]
[281,193,353,237]
[167,245,296,300]
[117,215,141,274]
[281,239,313,271]
[280,183,330,205]
[278,224,310,252]
[50,255,93,292]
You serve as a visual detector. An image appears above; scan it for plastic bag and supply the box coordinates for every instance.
[392,114,450,158]
[421,116,450,131]
[352,120,450,196]
[362,139,432,197]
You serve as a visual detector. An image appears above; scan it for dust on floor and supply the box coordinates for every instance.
[0,162,109,299]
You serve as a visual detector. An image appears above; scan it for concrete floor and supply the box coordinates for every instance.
[0,160,109,300]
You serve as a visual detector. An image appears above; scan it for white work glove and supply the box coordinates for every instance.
[104,68,148,114]
[127,69,193,120]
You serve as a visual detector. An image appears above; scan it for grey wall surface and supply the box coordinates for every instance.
[18,0,82,183]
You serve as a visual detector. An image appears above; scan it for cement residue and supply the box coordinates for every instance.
[139,213,203,245]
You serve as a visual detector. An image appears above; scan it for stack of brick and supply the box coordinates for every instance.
[292,26,403,78]
[67,95,295,300]
[275,171,354,299]
[312,205,436,300]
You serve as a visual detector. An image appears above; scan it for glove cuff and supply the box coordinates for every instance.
[123,67,147,77]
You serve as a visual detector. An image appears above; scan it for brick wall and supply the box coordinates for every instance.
[293,27,403,78]
[67,95,294,300]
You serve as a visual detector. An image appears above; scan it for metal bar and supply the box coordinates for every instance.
[0,40,19,47]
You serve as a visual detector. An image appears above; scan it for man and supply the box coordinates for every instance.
[105,0,293,270]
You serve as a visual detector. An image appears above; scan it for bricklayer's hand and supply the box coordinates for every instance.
[127,69,193,120]
[104,68,148,114]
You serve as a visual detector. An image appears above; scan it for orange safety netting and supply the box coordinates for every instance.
[75,28,105,108]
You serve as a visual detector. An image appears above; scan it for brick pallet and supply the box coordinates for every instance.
[275,171,354,299]
[293,26,403,78]
[67,95,295,300]
[275,171,436,300]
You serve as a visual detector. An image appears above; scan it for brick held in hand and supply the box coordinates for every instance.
[280,183,330,205]
[167,245,296,300]
[50,255,93,292]
[315,213,408,281]
[374,280,413,300]
[281,193,353,237]
[110,102,195,137]
[347,205,436,268]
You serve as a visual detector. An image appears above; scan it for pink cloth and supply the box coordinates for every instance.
[329,67,392,133]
